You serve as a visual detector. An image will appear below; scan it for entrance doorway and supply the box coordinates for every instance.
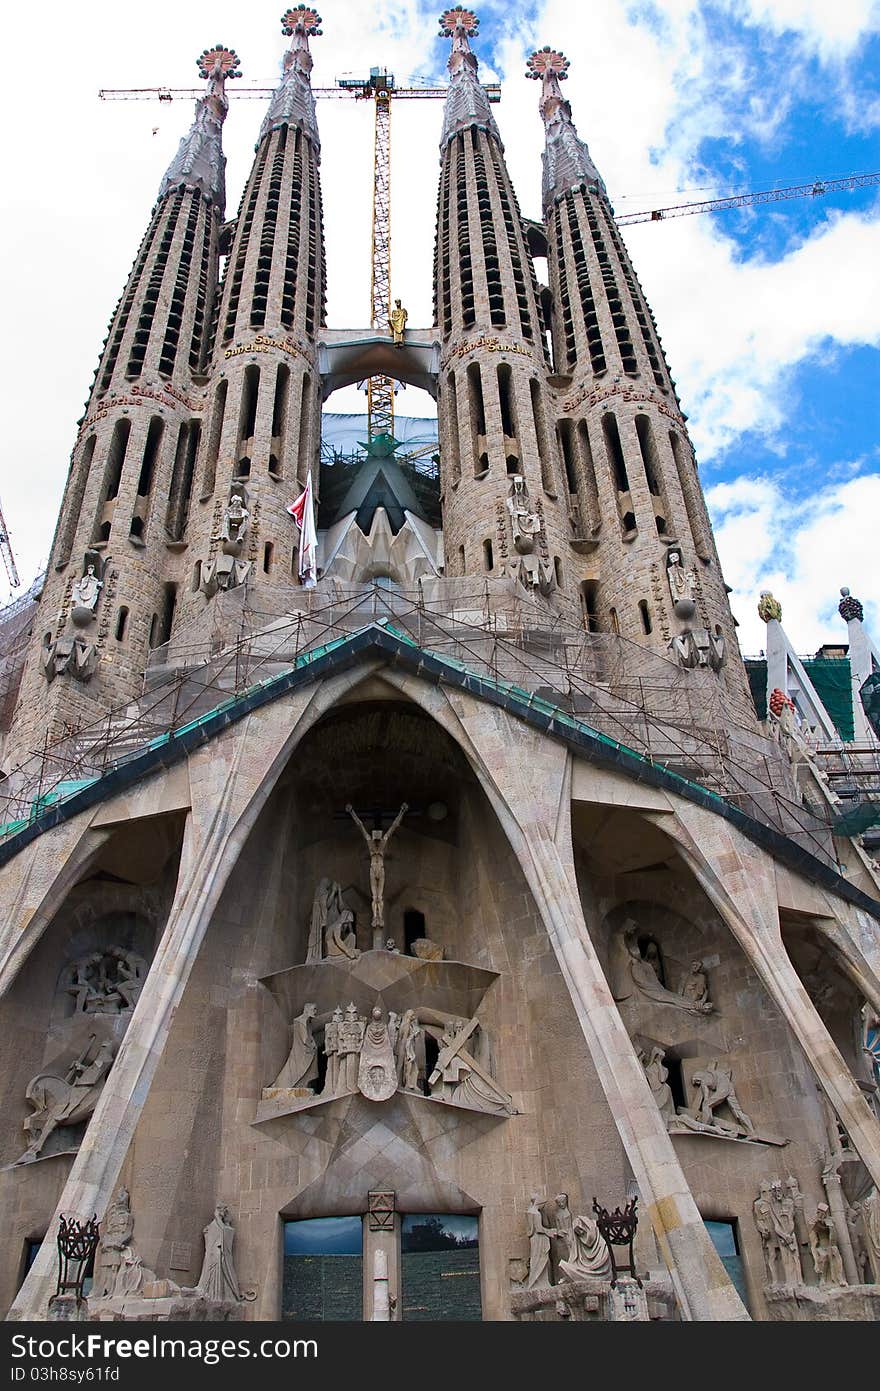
[282,1216,363,1321]
[400,1214,481,1320]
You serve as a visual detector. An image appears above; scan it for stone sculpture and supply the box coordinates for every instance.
[41,633,98,684]
[339,1002,367,1093]
[506,477,542,555]
[525,1194,557,1290]
[17,1036,116,1164]
[670,1060,756,1138]
[410,937,443,961]
[862,1189,880,1282]
[321,1006,343,1097]
[808,1203,846,1287]
[678,960,711,1011]
[389,299,408,346]
[97,1187,135,1297]
[220,489,249,554]
[346,802,409,935]
[70,555,104,627]
[558,1213,612,1282]
[758,590,783,624]
[638,1045,676,1126]
[262,997,513,1116]
[396,1009,425,1092]
[665,546,696,620]
[305,878,347,963]
[270,1003,320,1092]
[427,1014,516,1115]
[65,949,148,1015]
[196,1204,244,1303]
[357,1006,398,1101]
[613,921,714,1015]
[754,1178,803,1287]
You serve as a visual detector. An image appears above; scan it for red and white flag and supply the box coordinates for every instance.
[287,470,318,589]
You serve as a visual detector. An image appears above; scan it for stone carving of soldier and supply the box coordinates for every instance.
[338,1002,367,1093]
[525,1194,557,1290]
[769,1178,803,1286]
[97,1187,135,1297]
[271,1003,320,1092]
[808,1203,846,1287]
[321,1007,343,1096]
[109,948,146,1011]
[196,1203,243,1303]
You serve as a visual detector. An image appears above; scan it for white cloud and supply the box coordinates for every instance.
[706,470,880,652]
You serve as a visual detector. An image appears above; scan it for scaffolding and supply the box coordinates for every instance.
[0,579,856,875]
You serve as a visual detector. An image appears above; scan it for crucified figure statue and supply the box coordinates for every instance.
[346,802,408,944]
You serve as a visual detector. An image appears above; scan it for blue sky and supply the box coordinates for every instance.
[1,0,878,653]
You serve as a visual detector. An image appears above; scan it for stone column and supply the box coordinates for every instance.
[822,1164,860,1285]
[7,675,335,1320]
[377,669,750,1319]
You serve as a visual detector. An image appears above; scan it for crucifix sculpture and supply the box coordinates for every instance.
[346,802,408,948]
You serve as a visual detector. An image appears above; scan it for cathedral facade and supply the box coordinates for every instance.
[1,7,879,1323]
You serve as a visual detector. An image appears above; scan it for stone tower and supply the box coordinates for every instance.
[2,10,879,1331]
[527,46,752,709]
[434,8,570,602]
[7,45,240,762]
[176,5,327,631]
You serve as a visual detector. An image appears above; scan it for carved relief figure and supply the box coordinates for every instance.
[506,477,542,555]
[672,1060,755,1138]
[271,1003,320,1092]
[326,908,360,960]
[808,1203,846,1287]
[63,949,147,1016]
[525,1194,557,1290]
[665,546,695,620]
[768,1178,803,1286]
[339,1002,367,1093]
[97,1187,135,1297]
[753,1182,777,1285]
[196,1204,243,1303]
[613,921,713,1015]
[357,1006,398,1102]
[396,1009,424,1092]
[638,1045,676,1126]
[678,960,711,1011]
[17,1036,116,1164]
[346,802,408,932]
[321,1007,343,1097]
[862,1189,880,1282]
[691,1061,754,1135]
[305,878,346,963]
[220,490,249,554]
[70,556,104,626]
[558,1214,612,1282]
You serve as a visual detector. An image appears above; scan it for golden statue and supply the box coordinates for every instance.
[389,298,408,346]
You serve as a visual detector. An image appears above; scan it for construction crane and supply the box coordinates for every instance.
[0,496,20,592]
[100,74,500,441]
[616,169,880,226]
[98,81,877,432]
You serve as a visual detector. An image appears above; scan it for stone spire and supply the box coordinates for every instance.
[158,45,241,212]
[526,47,606,211]
[438,7,502,150]
[259,5,322,146]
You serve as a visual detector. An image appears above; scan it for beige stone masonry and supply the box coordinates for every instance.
[657,810,880,1190]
